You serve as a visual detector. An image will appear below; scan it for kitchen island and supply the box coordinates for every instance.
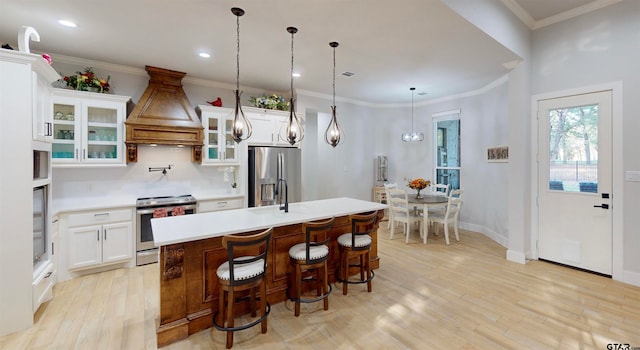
[151,197,386,347]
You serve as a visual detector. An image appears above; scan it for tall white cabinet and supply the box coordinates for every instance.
[0,50,59,336]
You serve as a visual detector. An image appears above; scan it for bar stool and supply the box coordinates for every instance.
[288,217,334,316]
[336,211,379,295]
[213,228,272,349]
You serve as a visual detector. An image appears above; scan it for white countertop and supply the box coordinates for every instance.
[52,192,244,215]
[151,197,387,246]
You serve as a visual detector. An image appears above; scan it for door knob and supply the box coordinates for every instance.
[593,204,609,209]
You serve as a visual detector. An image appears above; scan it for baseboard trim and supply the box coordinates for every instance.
[621,270,640,287]
[507,250,526,264]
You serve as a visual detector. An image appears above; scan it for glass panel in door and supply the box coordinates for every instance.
[547,104,598,192]
[224,119,235,160]
[86,106,118,160]
[207,117,220,160]
[52,103,76,159]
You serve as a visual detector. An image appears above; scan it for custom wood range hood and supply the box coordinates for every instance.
[125,66,204,163]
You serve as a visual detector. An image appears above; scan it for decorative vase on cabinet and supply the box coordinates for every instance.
[51,89,131,166]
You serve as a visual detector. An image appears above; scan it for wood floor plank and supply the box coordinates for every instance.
[3,226,640,349]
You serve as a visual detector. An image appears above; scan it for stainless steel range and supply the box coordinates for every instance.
[135,194,197,266]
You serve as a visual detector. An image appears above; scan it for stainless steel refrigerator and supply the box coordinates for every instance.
[248,146,301,207]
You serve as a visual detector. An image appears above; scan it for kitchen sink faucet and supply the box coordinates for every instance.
[276,178,288,213]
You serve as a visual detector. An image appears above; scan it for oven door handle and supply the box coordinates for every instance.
[136,204,197,215]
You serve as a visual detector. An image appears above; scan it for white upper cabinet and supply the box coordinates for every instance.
[197,105,245,165]
[51,89,131,167]
[244,107,299,147]
[32,70,56,142]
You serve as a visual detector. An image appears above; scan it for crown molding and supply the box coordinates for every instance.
[501,0,623,30]
[46,52,510,109]
[500,0,535,29]
[532,0,624,30]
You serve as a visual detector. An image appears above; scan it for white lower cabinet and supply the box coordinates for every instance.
[32,262,55,312]
[66,209,133,270]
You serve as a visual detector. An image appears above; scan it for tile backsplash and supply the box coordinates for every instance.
[52,145,240,200]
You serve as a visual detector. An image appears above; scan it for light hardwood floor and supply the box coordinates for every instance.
[2,224,640,349]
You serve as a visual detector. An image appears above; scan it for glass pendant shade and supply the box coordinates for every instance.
[324,41,342,148]
[231,7,252,143]
[281,26,304,145]
[401,87,424,142]
[401,131,425,142]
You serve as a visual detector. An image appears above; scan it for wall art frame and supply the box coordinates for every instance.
[487,146,509,162]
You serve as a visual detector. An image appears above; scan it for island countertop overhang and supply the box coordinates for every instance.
[151,197,387,246]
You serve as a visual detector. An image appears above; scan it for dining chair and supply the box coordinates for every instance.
[428,189,463,245]
[427,183,450,229]
[387,188,423,244]
[431,183,450,196]
[383,183,397,229]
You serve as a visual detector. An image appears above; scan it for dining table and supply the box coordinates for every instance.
[406,194,449,244]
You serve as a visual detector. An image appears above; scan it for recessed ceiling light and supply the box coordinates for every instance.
[341,71,354,77]
[58,20,77,28]
[198,52,211,58]
[292,73,301,78]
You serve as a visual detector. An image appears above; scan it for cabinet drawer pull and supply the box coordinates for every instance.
[94,213,110,217]
[217,201,228,207]
[44,272,52,279]
[97,229,100,241]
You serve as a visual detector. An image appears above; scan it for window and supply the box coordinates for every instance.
[433,110,461,191]
[548,104,598,192]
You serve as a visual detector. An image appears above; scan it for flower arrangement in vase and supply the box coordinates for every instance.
[407,178,431,198]
[61,67,111,93]
[249,94,289,111]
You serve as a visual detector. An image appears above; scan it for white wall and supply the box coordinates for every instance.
[531,0,640,280]
[299,79,511,245]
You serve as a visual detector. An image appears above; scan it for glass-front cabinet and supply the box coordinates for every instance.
[51,90,131,166]
[197,105,240,164]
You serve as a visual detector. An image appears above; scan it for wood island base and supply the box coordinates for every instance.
[156,210,383,347]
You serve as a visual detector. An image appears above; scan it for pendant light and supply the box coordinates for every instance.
[324,41,342,148]
[401,87,424,142]
[230,7,252,143]
[281,26,304,145]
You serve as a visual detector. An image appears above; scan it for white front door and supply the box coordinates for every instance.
[537,90,612,275]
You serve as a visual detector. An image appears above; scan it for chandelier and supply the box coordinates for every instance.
[401,87,424,142]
